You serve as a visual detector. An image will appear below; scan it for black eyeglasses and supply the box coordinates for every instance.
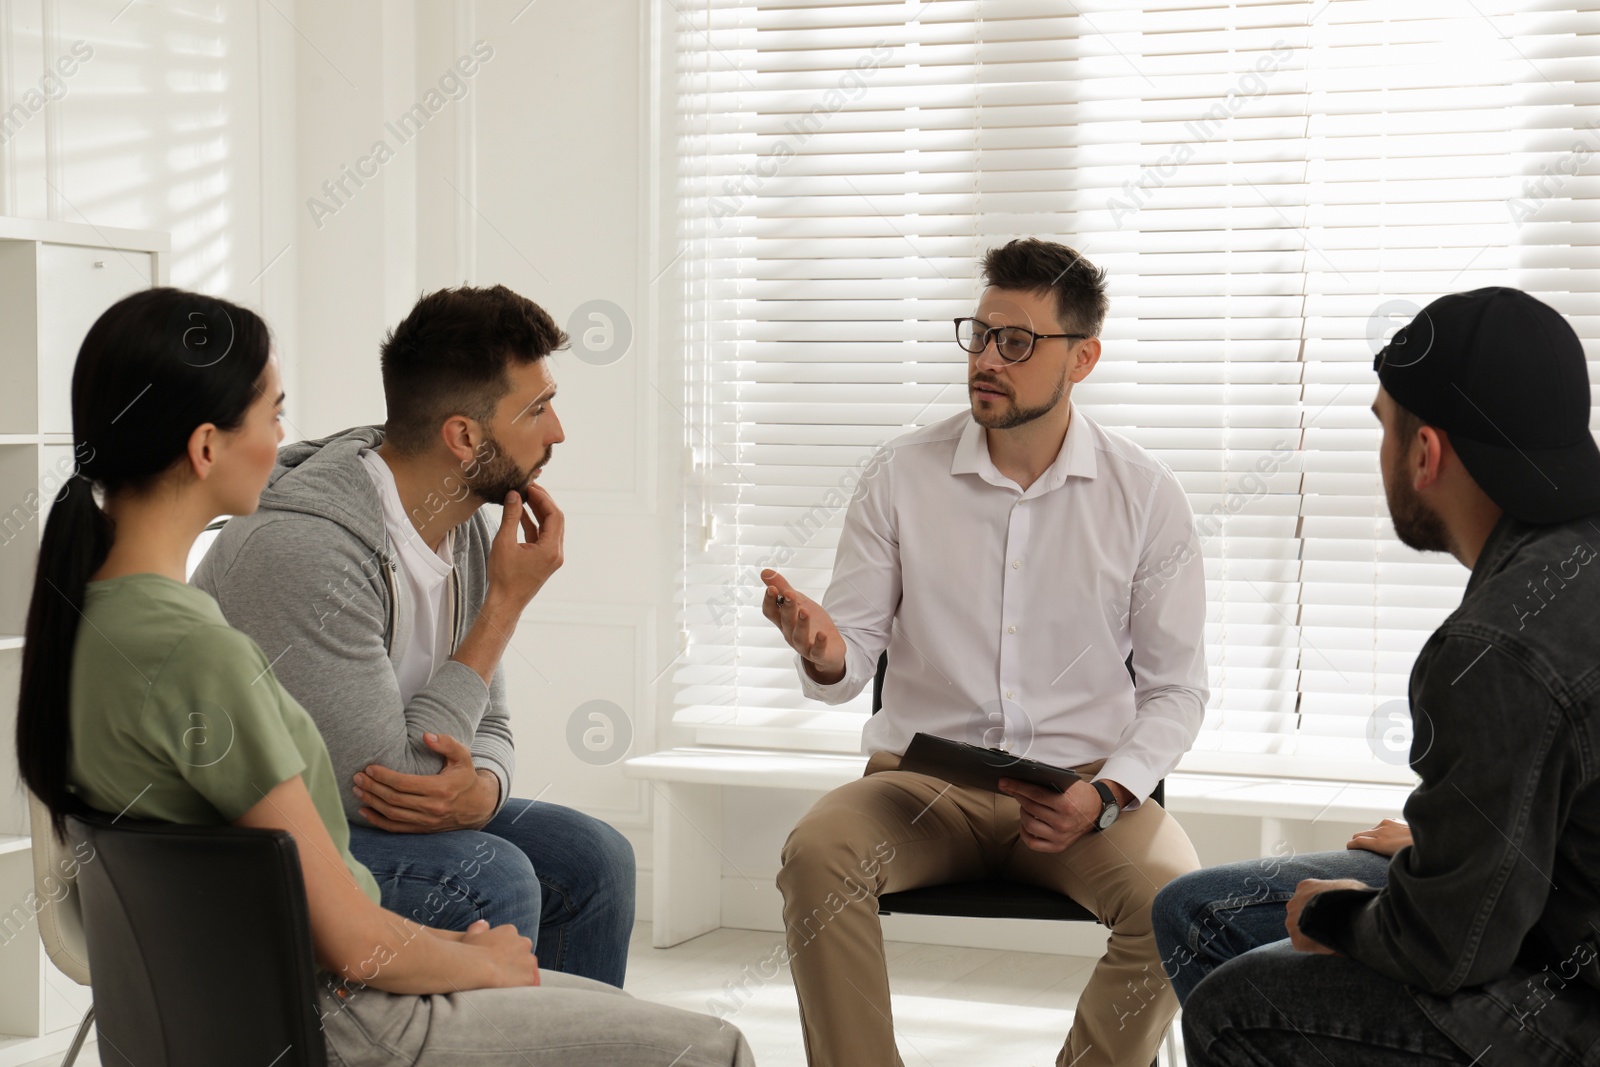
[954,317,1089,364]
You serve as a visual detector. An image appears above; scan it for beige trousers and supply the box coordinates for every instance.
[777,752,1200,1067]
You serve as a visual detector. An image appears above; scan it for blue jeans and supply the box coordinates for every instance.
[346,798,636,987]
[1151,847,1391,1005]
[1182,940,1476,1065]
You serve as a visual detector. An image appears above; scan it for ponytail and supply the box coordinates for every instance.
[13,288,270,837]
[16,474,112,838]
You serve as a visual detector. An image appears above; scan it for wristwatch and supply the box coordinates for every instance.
[1090,780,1120,832]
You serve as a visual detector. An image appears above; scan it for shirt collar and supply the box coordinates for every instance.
[1465,511,1514,592]
[950,402,1098,493]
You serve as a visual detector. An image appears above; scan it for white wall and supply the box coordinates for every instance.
[0,0,297,388]
[0,0,680,907]
[0,0,1339,949]
[290,0,678,876]
[0,1,299,1049]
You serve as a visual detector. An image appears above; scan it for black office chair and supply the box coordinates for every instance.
[871,652,1178,1065]
[64,808,329,1067]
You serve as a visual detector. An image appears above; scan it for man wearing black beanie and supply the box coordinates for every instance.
[1179,288,1600,1066]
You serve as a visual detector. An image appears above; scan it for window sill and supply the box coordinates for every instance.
[626,744,1414,824]
[671,705,1422,787]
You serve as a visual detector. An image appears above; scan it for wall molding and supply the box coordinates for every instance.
[516,599,659,829]
[453,0,476,284]
[38,0,57,221]
[0,0,13,216]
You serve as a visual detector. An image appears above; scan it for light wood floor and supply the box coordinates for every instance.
[22,922,1156,1067]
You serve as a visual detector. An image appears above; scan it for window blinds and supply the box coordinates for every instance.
[670,0,1600,782]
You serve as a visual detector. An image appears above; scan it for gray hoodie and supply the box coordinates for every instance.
[191,425,513,827]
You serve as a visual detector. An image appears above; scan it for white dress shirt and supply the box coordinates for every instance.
[798,404,1209,804]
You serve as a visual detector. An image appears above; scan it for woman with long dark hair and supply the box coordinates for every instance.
[14,287,753,1066]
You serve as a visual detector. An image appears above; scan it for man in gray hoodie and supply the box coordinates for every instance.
[193,284,635,987]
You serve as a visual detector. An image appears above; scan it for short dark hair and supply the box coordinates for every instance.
[980,238,1109,337]
[379,284,568,454]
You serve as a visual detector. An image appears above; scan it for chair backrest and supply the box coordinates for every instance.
[186,518,227,581]
[27,792,91,985]
[65,809,329,1067]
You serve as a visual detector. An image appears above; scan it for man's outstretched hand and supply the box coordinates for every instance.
[353,731,500,832]
[760,569,847,685]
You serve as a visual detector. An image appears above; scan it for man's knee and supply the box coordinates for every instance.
[541,812,637,903]
[1181,946,1282,1062]
[1151,870,1205,946]
[365,830,539,930]
[586,817,637,888]
[367,827,536,882]
[1185,941,1300,1028]
[777,807,895,901]
[1181,976,1220,1056]
[461,832,539,895]
[1110,849,1201,930]
[780,801,864,867]
[776,836,889,948]
[1182,950,1245,1052]
[498,803,636,892]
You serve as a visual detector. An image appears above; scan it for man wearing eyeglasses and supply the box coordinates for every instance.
[761,238,1209,1067]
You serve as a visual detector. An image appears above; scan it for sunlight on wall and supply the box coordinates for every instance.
[42,0,258,297]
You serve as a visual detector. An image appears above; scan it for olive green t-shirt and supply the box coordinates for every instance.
[67,573,380,904]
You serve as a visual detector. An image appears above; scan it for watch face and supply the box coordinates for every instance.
[1098,805,1119,830]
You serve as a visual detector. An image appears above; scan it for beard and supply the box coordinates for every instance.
[466,430,551,505]
[970,365,1068,430]
[1384,452,1452,553]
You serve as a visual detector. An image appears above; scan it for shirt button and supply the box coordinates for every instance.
[1012,560,1021,569]
[1006,690,1015,699]
[1008,625,1017,634]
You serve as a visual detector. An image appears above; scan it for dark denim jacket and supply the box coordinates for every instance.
[1301,513,1600,1067]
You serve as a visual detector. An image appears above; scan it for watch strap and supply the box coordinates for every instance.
[1090,779,1119,830]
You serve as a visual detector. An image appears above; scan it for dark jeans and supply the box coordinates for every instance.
[1164,849,1600,1066]
[1182,941,1478,1066]
[347,798,636,987]
[1151,847,1392,1004]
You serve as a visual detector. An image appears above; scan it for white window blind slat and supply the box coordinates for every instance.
[671,0,1600,783]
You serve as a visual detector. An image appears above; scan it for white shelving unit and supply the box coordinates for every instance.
[0,216,169,1066]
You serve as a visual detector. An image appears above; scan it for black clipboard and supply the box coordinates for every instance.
[898,731,1085,795]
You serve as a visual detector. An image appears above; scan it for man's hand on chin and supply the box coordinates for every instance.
[352,731,500,832]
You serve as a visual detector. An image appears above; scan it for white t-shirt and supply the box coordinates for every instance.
[360,450,456,706]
